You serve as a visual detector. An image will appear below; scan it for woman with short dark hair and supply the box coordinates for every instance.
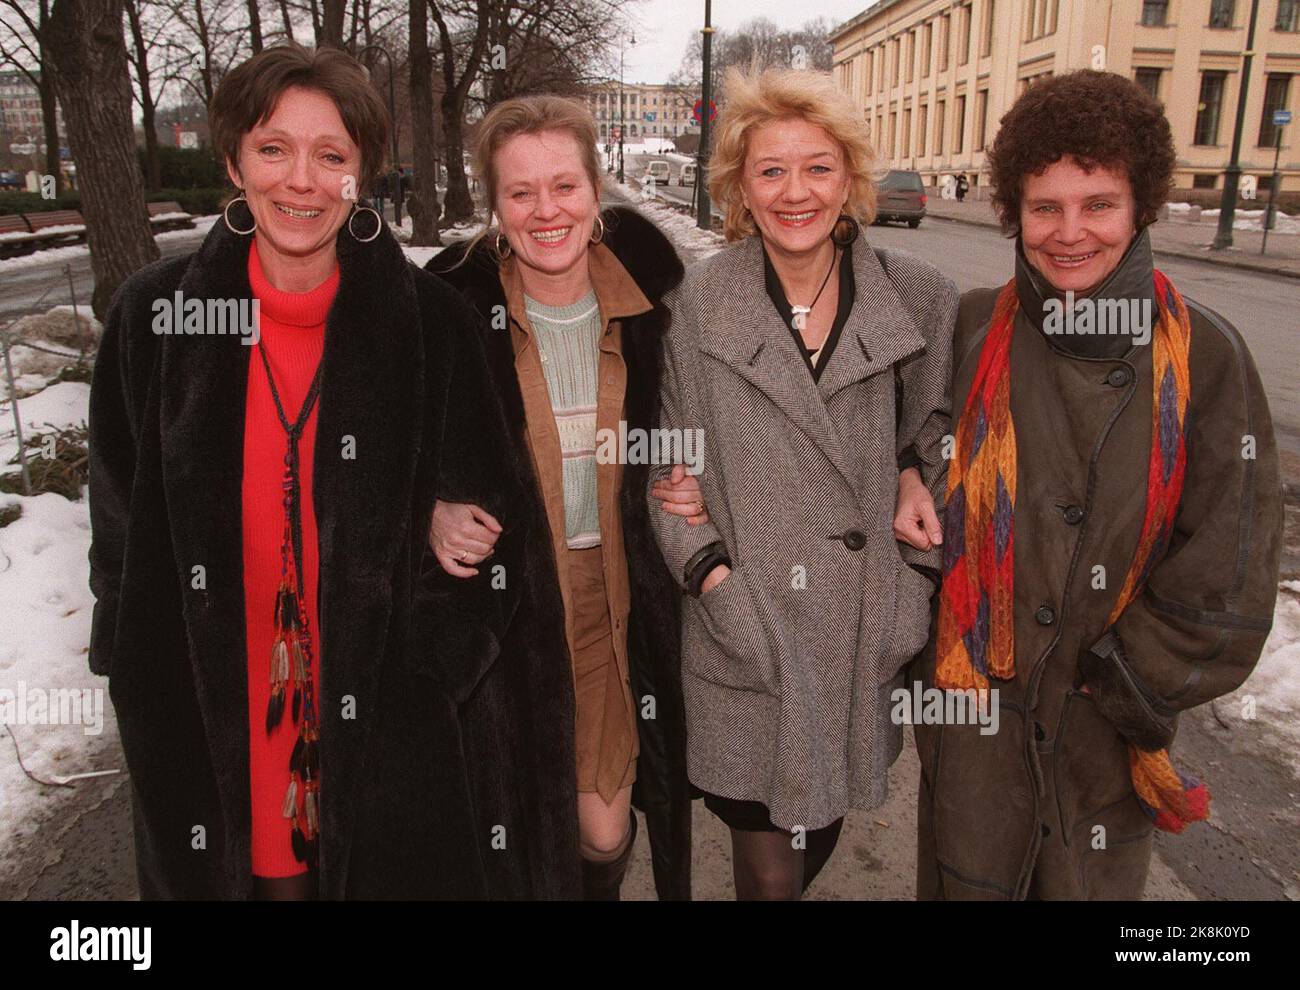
[907,69,1282,900]
[88,44,526,899]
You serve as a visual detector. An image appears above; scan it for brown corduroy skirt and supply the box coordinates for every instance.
[565,543,637,802]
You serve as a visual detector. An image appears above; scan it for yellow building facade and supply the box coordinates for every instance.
[830,0,1300,195]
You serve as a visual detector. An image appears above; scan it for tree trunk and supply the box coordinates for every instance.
[45,0,159,319]
[278,0,292,38]
[247,0,263,53]
[320,0,344,46]
[439,89,473,224]
[406,0,440,245]
[38,71,62,195]
[125,0,160,192]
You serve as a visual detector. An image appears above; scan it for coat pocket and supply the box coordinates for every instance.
[682,564,777,694]
[879,556,936,685]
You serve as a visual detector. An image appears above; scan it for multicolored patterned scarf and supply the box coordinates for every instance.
[935,269,1209,834]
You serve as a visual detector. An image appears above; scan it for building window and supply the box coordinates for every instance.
[889,111,897,157]
[935,99,946,155]
[1208,0,1235,28]
[1193,173,1218,189]
[975,89,989,150]
[955,94,967,153]
[959,3,972,66]
[907,31,916,83]
[902,107,912,156]
[866,50,874,95]
[1259,74,1292,146]
[922,22,932,78]
[1194,71,1227,144]
[939,13,951,70]
[1141,1,1168,27]
[1135,67,1162,100]
[985,0,998,52]
[1278,0,1300,31]
[918,103,929,155]
[892,37,900,86]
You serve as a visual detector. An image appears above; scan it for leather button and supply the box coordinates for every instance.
[1063,505,1084,525]
[1034,722,1046,741]
[1106,366,1130,388]
[842,529,867,551]
[1034,605,1056,626]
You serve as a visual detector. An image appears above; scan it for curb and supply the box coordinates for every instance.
[926,211,1300,281]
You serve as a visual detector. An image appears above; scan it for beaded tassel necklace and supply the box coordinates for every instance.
[257,340,324,870]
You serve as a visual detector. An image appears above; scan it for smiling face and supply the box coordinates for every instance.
[740,118,850,259]
[226,86,359,276]
[1019,157,1138,295]
[493,129,598,282]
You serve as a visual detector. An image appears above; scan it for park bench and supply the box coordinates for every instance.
[0,213,38,258]
[22,209,87,248]
[147,200,196,232]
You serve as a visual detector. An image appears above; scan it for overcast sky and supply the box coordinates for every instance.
[620,0,874,84]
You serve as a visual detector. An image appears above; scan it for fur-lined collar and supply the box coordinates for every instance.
[429,204,683,310]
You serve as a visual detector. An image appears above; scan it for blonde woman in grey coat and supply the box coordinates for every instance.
[649,68,955,899]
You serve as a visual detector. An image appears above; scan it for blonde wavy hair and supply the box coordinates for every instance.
[708,67,878,242]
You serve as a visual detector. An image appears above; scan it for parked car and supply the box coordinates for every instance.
[643,160,670,184]
[677,162,697,186]
[873,169,927,228]
[0,171,23,191]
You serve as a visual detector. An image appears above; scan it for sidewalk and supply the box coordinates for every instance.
[925,197,1300,280]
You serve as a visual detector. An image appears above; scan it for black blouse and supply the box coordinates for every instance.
[761,240,856,383]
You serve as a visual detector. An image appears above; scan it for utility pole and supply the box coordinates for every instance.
[1212,0,1262,250]
[697,0,713,231]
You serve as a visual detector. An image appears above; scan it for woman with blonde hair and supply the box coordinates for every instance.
[648,67,955,899]
[428,95,700,899]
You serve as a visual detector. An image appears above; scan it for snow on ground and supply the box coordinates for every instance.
[0,486,119,890]
[1166,201,1300,234]
[616,189,726,260]
[0,215,217,274]
[1227,583,1300,778]
[0,381,91,466]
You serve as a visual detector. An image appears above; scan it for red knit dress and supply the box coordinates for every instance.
[243,239,338,877]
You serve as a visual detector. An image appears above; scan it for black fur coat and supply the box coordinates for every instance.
[88,216,545,898]
[429,205,692,899]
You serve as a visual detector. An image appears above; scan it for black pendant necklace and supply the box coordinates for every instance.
[787,247,839,333]
[257,340,324,870]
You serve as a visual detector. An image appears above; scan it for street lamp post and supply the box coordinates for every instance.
[358,43,403,226]
[697,0,714,230]
[1212,0,1262,251]
[618,32,636,184]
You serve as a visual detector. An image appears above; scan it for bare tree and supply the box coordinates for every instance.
[404,0,439,244]
[482,0,621,105]
[160,0,250,107]
[44,0,159,317]
[429,0,487,224]
[320,0,343,45]
[246,0,262,51]
[125,0,195,191]
[0,0,63,194]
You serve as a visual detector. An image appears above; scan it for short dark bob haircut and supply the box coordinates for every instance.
[988,69,1176,236]
[209,44,391,192]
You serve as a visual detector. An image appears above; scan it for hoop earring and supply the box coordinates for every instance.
[223,194,256,235]
[347,204,382,243]
[831,214,860,247]
[495,232,513,259]
[590,214,605,244]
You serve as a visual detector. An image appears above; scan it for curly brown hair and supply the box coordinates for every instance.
[988,70,1175,235]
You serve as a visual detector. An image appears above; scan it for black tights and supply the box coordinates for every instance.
[729,818,844,900]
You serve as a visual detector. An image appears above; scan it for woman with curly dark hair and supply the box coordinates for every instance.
[901,69,1282,900]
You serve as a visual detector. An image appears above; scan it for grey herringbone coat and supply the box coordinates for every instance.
[648,236,957,830]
